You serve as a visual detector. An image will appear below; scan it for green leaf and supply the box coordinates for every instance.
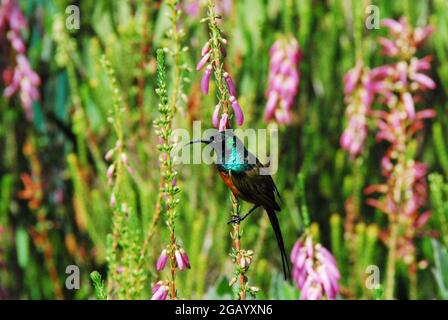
[431,239,448,299]
[16,227,30,268]
[204,276,233,299]
[90,271,108,300]
[269,272,300,300]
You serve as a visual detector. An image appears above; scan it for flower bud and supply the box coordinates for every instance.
[196,52,211,71]
[110,193,116,208]
[156,249,169,271]
[201,65,212,94]
[224,72,236,96]
[106,164,115,179]
[212,104,220,128]
[229,96,244,126]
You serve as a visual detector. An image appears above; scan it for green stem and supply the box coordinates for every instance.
[207,0,230,114]
[385,221,398,299]
[353,0,364,62]
[282,0,293,34]
[298,173,310,229]
[231,192,246,300]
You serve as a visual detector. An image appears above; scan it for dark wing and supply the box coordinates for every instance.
[230,154,289,279]
[230,162,281,211]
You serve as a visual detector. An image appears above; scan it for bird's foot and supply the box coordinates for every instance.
[227,215,244,224]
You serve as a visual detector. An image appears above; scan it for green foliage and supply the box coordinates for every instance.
[90,271,107,300]
[0,0,447,300]
[431,240,448,299]
[429,173,448,247]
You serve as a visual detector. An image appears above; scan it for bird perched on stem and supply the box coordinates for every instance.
[188,130,290,279]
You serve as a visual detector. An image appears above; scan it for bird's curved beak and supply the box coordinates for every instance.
[186,139,212,146]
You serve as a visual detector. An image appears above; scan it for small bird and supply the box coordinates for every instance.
[189,130,290,279]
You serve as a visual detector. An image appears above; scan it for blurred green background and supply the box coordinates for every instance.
[1,0,448,300]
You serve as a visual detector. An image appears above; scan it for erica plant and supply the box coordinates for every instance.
[264,36,302,124]
[0,0,40,120]
[152,49,190,300]
[291,234,340,300]
[363,17,436,299]
[197,0,259,300]
[198,0,244,130]
[291,174,341,300]
[101,55,139,299]
[340,61,375,158]
[151,0,190,300]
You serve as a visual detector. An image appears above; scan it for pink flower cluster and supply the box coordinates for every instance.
[0,0,40,120]
[363,18,436,265]
[155,247,190,272]
[183,0,232,17]
[291,235,340,300]
[340,18,435,159]
[366,159,430,217]
[264,36,302,124]
[368,59,435,119]
[197,37,244,130]
[340,62,375,157]
[151,246,190,300]
[379,18,433,59]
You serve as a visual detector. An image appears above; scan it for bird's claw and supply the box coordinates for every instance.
[227,216,243,224]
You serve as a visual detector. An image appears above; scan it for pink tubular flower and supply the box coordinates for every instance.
[224,72,236,96]
[229,96,244,126]
[156,249,169,271]
[196,51,211,71]
[183,0,201,17]
[264,36,302,124]
[183,0,232,18]
[151,281,169,300]
[179,248,191,269]
[175,249,186,270]
[106,164,115,179]
[215,0,232,16]
[109,193,116,208]
[291,235,340,300]
[212,104,220,128]
[201,65,212,94]
[218,113,228,132]
[0,0,40,120]
[201,41,211,56]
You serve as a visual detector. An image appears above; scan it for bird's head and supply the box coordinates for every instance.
[187,130,249,165]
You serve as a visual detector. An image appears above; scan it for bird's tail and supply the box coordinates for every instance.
[266,208,290,280]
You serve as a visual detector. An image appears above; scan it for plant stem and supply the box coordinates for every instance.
[101,55,130,298]
[205,0,250,299]
[409,261,418,299]
[385,219,398,299]
[154,46,183,299]
[169,222,177,299]
[231,192,246,300]
[137,0,151,137]
[353,0,364,62]
[207,0,229,114]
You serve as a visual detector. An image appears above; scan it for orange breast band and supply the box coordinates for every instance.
[218,171,242,197]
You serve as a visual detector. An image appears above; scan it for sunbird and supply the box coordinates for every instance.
[189,130,290,279]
